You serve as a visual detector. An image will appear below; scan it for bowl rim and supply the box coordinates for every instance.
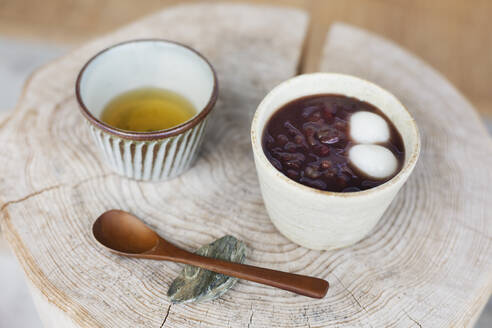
[251,72,421,198]
[75,39,218,141]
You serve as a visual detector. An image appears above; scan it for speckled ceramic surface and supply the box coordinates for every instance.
[251,73,421,250]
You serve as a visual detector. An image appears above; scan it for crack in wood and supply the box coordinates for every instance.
[333,273,374,328]
[0,184,62,212]
[247,303,254,328]
[0,173,116,213]
[160,304,172,328]
[403,310,422,328]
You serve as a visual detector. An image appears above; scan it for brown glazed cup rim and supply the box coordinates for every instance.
[75,39,218,141]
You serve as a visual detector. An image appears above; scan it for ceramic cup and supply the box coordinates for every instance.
[76,40,218,181]
[251,73,420,250]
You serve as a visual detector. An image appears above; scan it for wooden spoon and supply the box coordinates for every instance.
[92,209,329,299]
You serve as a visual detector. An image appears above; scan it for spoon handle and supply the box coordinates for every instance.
[169,248,329,298]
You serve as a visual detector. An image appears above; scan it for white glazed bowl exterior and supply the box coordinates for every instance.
[251,73,420,250]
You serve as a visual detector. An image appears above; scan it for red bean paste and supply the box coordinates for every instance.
[262,94,405,192]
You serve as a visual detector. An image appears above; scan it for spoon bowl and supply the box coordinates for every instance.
[92,209,329,299]
[93,209,159,254]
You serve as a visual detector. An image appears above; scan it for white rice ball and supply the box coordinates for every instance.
[349,144,398,179]
[350,111,390,144]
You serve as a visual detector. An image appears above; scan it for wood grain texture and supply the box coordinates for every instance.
[320,23,492,327]
[0,3,311,328]
[0,3,491,327]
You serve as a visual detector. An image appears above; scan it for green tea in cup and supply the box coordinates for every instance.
[100,87,196,132]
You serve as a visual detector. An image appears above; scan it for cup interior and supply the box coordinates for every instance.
[252,73,420,189]
[77,40,216,123]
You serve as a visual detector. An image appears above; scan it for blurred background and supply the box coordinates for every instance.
[0,0,490,327]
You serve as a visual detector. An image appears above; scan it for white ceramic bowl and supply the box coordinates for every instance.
[76,40,218,181]
[251,73,420,250]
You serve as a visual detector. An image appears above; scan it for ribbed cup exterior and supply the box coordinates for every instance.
[88,119,207,181]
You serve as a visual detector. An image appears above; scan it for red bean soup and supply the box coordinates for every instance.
[261,94,405,192]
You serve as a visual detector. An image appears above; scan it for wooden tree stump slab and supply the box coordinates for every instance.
[0,4,491,328]
[320,23,492,327]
